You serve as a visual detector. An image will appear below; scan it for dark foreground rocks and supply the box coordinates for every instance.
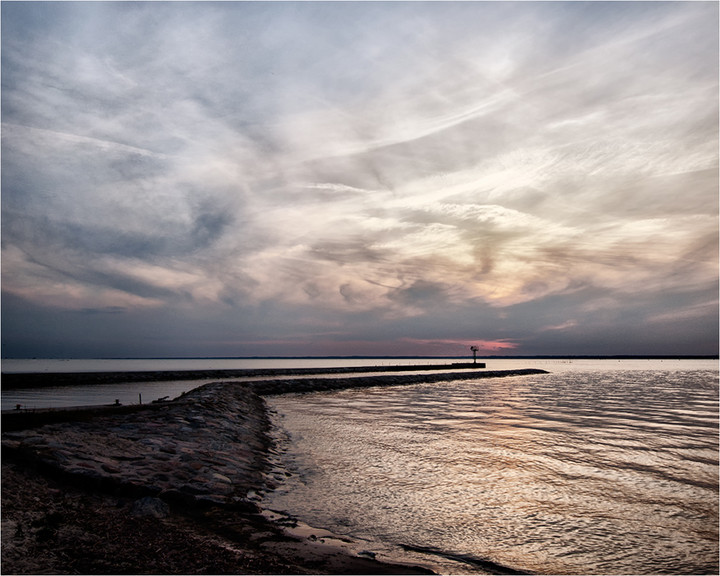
[2,370,545,574]
[1,459,301,574]
[2,458,434,575]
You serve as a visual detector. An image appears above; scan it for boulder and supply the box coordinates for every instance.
[130,496,169,519]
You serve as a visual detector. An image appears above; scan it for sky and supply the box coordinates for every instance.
[2,1,718,359]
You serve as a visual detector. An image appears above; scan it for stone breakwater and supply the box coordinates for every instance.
[2,363,486,389]
[2,369,547,512]
[2,382,273,512]
[251,368,547,395]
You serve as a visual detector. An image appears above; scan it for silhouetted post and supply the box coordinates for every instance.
[470,345,479,364]
[139,393,142,405]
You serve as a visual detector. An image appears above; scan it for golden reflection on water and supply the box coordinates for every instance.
[267,369,719,575]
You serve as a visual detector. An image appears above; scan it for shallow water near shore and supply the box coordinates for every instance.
[266,362,719,575]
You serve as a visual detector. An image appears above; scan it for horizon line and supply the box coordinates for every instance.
[2,355,718,361]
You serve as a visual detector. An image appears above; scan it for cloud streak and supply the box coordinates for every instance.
[2,1,717,358]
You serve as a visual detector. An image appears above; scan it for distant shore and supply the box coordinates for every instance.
[2,368,544,574]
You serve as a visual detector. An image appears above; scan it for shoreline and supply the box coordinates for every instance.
[2,369,544,574]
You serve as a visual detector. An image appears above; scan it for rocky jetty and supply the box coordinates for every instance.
[2,369,545,574]
[2,363,487,389]
[251,368,546,395]
[3,382,272,511]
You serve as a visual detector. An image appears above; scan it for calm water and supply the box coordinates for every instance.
[1,357,454,374]
[0,357,453,410]
[265,362,719,575]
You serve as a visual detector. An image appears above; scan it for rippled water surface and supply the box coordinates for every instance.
[266,367,719,574]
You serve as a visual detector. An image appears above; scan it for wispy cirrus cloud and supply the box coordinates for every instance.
[2,1,717,357]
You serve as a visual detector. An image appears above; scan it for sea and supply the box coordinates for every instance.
[263,359,718,575]
[2,358,718,574]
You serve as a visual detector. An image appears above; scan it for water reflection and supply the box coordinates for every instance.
[266,370,719,575]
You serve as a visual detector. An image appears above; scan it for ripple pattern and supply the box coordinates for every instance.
[267,369,719,575]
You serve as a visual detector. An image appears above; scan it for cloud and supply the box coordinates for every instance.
[541,320,578,332]
[399,338,519,354]
[2,1,717,357]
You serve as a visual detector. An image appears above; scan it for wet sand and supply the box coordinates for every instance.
[2,369,544,574]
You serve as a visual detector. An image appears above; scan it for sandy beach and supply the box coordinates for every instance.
[1,369,544,574]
